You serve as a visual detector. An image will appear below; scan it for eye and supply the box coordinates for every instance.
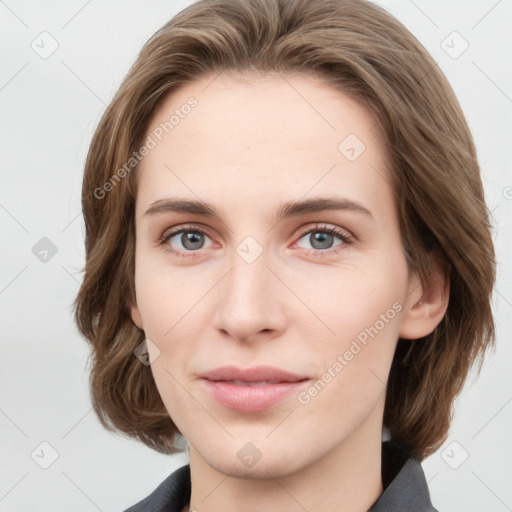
[294,223,352,256]
[159,225,213,257]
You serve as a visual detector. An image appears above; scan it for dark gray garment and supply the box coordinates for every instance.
[124,440,439,511]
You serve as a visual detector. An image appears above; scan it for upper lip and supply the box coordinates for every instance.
[199,365,309,383]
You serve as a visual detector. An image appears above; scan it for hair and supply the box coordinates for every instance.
[74,0,495,461]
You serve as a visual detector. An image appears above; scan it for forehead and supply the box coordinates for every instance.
[135,72,393,218]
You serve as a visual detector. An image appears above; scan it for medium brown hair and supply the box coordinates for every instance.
[74,0,495,460]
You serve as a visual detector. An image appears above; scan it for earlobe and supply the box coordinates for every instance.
[399,255,450,340]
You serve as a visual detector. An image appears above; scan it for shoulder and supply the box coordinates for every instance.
[123,464,191,512]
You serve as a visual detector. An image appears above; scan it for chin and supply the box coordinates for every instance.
[209,455,299,481]
[198,439,311,481]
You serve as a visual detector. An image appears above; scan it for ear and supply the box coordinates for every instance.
[399,251,450,340]
[130,300,144,330]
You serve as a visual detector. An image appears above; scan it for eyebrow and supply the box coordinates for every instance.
[144,196,373,222]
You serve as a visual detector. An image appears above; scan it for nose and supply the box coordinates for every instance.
[212,246,288,343]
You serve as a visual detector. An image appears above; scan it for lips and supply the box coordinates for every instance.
[199,365,310,412]
[199,365,308,383]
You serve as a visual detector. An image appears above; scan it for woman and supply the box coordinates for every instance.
[74,0,495,510]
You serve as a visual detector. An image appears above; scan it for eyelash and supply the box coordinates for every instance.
[157,223,353,259]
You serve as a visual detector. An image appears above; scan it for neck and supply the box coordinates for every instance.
[186,424,384,512]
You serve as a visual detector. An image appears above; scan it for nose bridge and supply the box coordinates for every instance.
[213,237,285,340]
[231,243,269,299]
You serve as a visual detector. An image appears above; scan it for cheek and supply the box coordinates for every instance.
[293,255,407,407]
[298,295,403,432]
[134,261,210,413]
[134,255,211,340]
[291,256,408,344]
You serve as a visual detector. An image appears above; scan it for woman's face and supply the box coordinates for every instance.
[131,72,424,478]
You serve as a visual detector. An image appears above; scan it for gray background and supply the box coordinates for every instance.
[1,0,511,510]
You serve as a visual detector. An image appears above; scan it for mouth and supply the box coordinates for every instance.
[199,365,309,383]
[224,380,291,386]
[199,365,310,412]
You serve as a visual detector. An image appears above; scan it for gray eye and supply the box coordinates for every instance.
[296,231,344,251]
[309,232,334,250]
[168,230,212,252]
[181,232,205,250]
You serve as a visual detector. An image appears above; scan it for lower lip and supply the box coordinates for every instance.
[201,379,309,412]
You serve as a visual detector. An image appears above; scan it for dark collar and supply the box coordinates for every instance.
[124,440,438,511]
[368,440,438,512]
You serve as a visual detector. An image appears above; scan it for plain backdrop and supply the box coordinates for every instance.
[1,0,511,510]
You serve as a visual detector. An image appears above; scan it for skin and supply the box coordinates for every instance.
[130,72,449,512]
